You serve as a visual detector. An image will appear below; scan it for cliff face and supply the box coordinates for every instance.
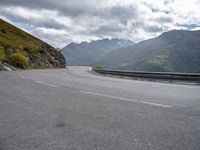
[0,19,66,69]
[28,44,66,68]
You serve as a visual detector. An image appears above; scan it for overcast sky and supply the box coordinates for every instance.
[0,0,200,48]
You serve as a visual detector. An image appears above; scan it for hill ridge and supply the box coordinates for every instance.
[98,30,200,73]
[62,38,134,66]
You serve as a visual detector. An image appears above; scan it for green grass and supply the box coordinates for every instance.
[147,55,175,71]
[0,19,44,53]
[0,45,5,61]
[95,64,104,70]
[0,65,6,71]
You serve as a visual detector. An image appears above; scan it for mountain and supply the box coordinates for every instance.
[0,19,66,69]
[61,38,134,66]
[98,30,200,73]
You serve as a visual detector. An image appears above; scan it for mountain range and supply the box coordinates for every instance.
[0,19,66,69]
[98,30,200,73]
[61,38,133,66]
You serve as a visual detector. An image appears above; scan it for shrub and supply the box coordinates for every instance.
[9,53,29,68]
[23,47,32,53]
[0,45,5,61]
[95,65,104,70]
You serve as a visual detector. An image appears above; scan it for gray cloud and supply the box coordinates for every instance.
[90,25,124,37]
[0,9,66,30]
[105,6,138,25]
[0,0,199,48]
[144,25,164,33]
[154,16,174,23]
[0,0,104,17]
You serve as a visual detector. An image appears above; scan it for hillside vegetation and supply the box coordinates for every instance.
[99,30,200,73]
[0,19,66,69]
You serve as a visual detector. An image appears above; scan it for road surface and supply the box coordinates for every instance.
[0,66,200,150]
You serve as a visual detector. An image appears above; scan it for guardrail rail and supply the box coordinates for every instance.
[0,62,16,71]
[92,68,200,83]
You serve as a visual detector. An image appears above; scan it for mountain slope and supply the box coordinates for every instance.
[61,38,133,66]
[98,30,200,73]
[0,19,66,69]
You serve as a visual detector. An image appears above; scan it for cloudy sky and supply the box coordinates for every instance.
[0,0,200,48]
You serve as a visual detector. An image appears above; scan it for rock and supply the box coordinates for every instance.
[5,47,14,54]
[28,45,66,68]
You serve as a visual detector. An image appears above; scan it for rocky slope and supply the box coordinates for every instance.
[0,19,66,69]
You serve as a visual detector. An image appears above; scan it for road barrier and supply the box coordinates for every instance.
[92,68,200,83]
[3,62,16,70]
[0,62,16,71]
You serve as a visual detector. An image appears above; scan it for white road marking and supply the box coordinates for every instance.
[34,81,59,88]
[79,91,172,108]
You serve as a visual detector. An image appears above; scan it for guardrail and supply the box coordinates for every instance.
[0,62,16,71]
[3,62,16,70]
[92,68,200,83]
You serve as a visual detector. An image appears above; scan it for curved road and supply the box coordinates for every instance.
[0,66,200,150]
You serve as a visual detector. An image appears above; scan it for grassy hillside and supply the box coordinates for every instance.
[99,30,200,73]
[0,20,43,53]
[0,19,66,69]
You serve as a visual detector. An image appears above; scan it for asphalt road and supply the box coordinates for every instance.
[0,66,200,150]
